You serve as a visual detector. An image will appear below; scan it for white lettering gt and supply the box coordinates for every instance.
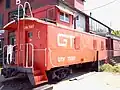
[57,33,75,48]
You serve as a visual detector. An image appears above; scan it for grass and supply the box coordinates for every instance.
[100,64,120,73]
[0,65,2,74]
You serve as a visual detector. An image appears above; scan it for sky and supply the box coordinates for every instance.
[84,0,120,30]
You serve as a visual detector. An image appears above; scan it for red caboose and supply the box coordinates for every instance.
[1,2,107,86]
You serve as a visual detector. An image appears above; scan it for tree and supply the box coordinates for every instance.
[111,30,120,37]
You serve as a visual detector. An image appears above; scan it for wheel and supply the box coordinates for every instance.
[47,67,71,84]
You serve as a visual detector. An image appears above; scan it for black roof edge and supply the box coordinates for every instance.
[89,16,113,31]
[106,34,120,40]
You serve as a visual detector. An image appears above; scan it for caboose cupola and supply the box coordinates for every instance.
[33,5,74,28]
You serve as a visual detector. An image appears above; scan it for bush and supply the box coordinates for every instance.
[113,66,120,73]
[100,64,113,72]
[100,64,120,73]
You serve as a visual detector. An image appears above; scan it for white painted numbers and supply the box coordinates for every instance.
[57,56,76,63]
[67,56,76,61]
[58,56,65,62]
[24,24,35,30]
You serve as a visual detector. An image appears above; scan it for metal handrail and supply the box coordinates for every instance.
[23,2,33,18]
[3,45,8,67]
[17,2,33,20]
[17,4,24,20]
[3,45,16,67]
[2,43,34,68]
[26,43,34,68]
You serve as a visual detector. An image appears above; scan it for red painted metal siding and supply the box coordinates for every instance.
[33,5,56,21]
[47,23,107,69]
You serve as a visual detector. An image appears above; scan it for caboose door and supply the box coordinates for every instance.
[25,31,34,67]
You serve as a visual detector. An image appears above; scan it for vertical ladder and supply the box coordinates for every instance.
[17,2,33,68]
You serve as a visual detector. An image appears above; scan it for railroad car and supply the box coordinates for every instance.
[106,35,120,63]
[1,2,110,86]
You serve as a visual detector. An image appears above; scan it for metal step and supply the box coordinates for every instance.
[34,70,41,75]
[34,75,48,85]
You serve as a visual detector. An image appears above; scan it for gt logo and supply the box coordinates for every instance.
[57,33,75,48]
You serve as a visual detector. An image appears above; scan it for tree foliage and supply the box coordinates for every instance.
[112,30,120,37]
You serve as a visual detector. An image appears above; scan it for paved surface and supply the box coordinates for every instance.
[0,70,5,83]
[0,68,4,82]
[0,75,4,82]
[1,72,120,90]
[53,72,120,90]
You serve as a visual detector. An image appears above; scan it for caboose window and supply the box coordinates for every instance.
[28,32,33,38]
[60,12,64,21]
[6,0,11,9]
[60,11,69,23]
[65,14,69,22]
[76,14,85,31]
[93,40,97,50]
[101,41,104,50]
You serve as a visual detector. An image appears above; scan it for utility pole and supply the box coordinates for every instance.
[90,12,92,31]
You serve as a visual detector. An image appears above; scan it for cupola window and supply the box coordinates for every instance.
[60,11,69,23]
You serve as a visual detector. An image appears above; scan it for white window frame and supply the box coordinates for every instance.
[76,15,85,31]
[60,11,70,23]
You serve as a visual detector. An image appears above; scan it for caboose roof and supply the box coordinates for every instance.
[4,17,107,40]
[32,5,74,15]
[3,17,55,30]
[56,5,74,15]
[3,20,18,30]
[106,34,120,40]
